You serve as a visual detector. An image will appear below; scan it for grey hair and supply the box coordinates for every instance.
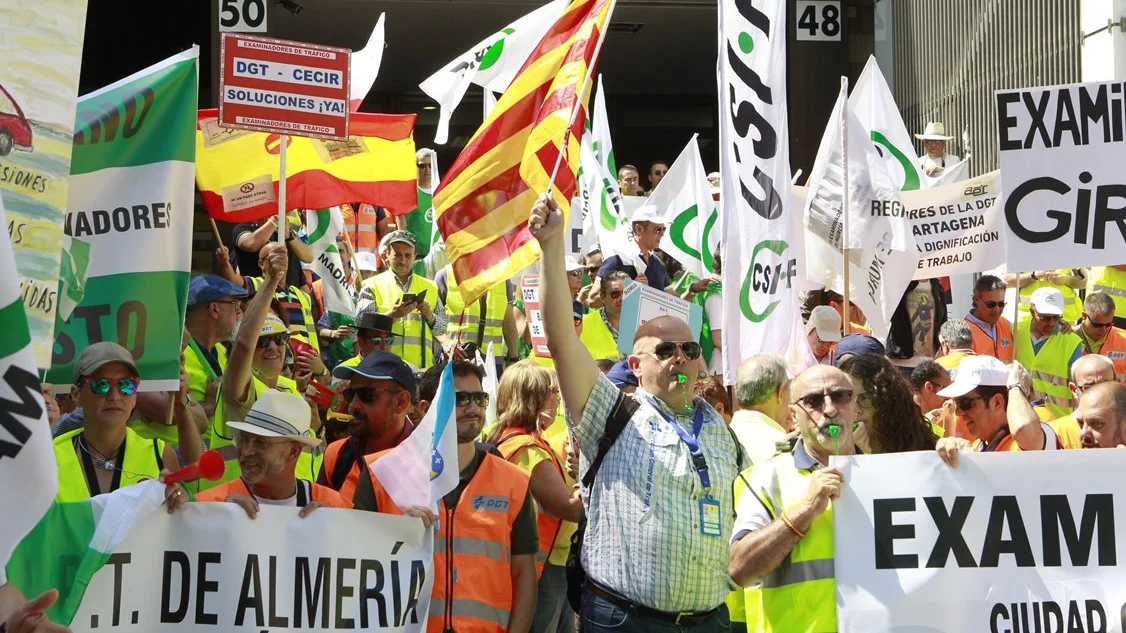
[1070,354,1115,382]
[1084,292,1116,317]
[734,354,789,408]
[938,319,973,349]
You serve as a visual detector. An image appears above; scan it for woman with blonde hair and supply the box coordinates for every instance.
[485,360,583,633]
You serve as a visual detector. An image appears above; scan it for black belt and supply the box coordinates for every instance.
[586,582,719,626]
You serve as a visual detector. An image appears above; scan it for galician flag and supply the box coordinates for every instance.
[5,481,166,625]
[306,207,356,318]
[0,191,58,586]
[650,134,719,278]
[419,0,568,144]
[370,363,459,509]
[349,13,387,111]
[848,55,923,192]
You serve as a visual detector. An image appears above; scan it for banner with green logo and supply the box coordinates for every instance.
[45,48,198,390]
[849,55,924,193]
[650,134,719,279]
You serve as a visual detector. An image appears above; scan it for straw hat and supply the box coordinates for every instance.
[914,122,954,141]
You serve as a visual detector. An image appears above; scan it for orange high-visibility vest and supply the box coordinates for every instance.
[494,429,565,578]
[370,451,531,633]
[966,316,1014,362]
[340,203,381,253]
[196,476,352,508]
[1083,326,1126,380]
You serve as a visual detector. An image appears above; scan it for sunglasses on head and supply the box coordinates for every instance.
[646,341,702,361]
[81,377,140,396]
[455,391,490,407]
[256,333,291,349]
[794,389,854,411]
[981,300,1006,309]
[343,386,402,404]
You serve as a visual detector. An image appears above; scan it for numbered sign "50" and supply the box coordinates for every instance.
[219,0,267,33]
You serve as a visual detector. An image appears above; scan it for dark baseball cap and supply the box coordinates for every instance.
[73,342,139,383]
[606,360,638,388]
[332,350,416,393]
[356,311,395,333]
[188,274,248,307]
[834,334,886,366]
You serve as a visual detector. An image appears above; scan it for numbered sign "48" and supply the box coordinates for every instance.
[219,0,267,33]
[796,0,841,41]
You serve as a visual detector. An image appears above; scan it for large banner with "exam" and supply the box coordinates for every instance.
[834,450,1124,633]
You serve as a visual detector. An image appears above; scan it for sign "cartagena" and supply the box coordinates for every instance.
[219,33,350,140]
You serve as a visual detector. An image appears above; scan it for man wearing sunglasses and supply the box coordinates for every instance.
[1076,292,1126,378]
[729,365,858,633]
[595,205,674,293]
[53,343,181,501]
[964,274,1015,362]
[321,351,417,501]
[647,160,668,194]
[579,271,627,363]
[184,274,246,410]
[335,311,401,370]
[1013,287,1083,418]
[530,194,742,631]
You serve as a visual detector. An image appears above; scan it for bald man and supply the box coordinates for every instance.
[529,194,742,629]
[1050,354,1118,449]
[1075,382,1126,448]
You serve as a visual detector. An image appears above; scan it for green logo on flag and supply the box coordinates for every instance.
[669,205,719,270]
[870,130,920,191]
[479,27,516,72]
[740,239,796,323]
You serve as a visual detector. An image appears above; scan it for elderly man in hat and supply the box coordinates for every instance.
[915,121,961,177]
[806,305,842,366]
[336,311,401,369]
[193,390,350,515]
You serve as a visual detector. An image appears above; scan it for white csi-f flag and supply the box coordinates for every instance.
[0,192,58,583]
[419,0,568,144]
[719,0,803,385]
[848,55,924,192]
[370,363,459,509]
[306,208,356,317]
[591,75,622,216]
[651,134,719,278]
[349,13,387,111]
[803,81,919,342]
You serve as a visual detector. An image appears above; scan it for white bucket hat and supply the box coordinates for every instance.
[227,390,320,447]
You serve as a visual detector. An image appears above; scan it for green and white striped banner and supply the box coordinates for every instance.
[45,48,199,390]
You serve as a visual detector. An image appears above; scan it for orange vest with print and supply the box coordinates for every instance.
[966,316,1014,362]
[1086,326,1126,380]
[370,450,531,633]
[494,430,565,579]
[340,204,381,253]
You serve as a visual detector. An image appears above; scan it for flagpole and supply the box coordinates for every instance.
[840,77,852,336]
[278,133,288,241]
[544,0,618,200]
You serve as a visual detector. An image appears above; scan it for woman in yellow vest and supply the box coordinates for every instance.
[54,342,180,502]
[485,361,583,633]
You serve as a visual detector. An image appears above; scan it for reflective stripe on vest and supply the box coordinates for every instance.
[580,311,622,362]
[343,204,380,253]
[365,271,440,368]
[53,428,165,503]
[1088,267,1126,318]
[444,265,508,355]
[1014,321,1081,418]
[744,455,836,633]
[247,278,320,352]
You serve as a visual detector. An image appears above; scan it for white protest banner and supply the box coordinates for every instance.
[719,0,801,385]
[616,280,702,357]
[834,450,1124,633]
[997,80,1126,270]
[45,49,198,390]
[69,504,432,633]
[899,170,1005,279]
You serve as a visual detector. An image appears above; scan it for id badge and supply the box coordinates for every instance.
[699,497,722,536]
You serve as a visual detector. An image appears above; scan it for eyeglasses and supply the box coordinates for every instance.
[567,270,583,277]
[1034,312,1062,323]
[793,389,854,411]
[647,225,666,236]
[256,333,290,349]
[343,387,403,404]
[954,394,983,411]
[360,332,396,345]
[417,162,432,169]
[856,393,876,410]
[1074,380,1107,394]
[644,341,702,361]
[81,377,140,396]
[212,299,243,308]
[608,290,623,299]
[1086,316,1115,329]
[981,300,1006,309]
[652,169,666,176]
[455,391,490,407]
[232,433,291,451]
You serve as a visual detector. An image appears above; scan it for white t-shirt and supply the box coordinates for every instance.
[256,493,298,507]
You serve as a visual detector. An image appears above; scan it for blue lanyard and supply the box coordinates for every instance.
[659,406,710,490]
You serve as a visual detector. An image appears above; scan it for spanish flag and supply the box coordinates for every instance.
[433,0,614,302]
[195,110,418,223]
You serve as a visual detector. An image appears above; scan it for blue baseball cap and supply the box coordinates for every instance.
[333,350,417,393]
[188,274,248,307]
[833,334,886,366]
[606,360,638,388]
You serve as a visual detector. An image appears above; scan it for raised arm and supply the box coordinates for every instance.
[223,243,287,404]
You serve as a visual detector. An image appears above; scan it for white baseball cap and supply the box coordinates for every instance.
[631,204,665,224]
[353,251,379,272]
[1030,287,1065,316]
[937,355,1009,398]
[564,256,583,273]
[806,305,842,343]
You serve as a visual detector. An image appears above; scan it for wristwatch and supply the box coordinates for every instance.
[1007,383,1029,398]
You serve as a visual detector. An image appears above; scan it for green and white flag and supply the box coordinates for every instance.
[45,48,198,390]
[0,191,58,586]
[848,55,923,192]
[419,0,567,144]
[306,207,356,318]
[650,134,719,278]
[591,75,622,229]
[4,481,166,625]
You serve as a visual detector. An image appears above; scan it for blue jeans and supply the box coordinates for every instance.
[533,564,576,633]
[579,587,730,633]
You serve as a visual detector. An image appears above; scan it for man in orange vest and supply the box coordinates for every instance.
[193,390,350,514]
[1077,292,1126,378]
[963,274,1014,361]
[353,361,540,633]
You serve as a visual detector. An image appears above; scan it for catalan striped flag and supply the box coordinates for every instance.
[433,0,614,302]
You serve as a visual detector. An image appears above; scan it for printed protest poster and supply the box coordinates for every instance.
[833,450,1125,633]
[0,0,90,368]
[897,170,1005,279]
[45,50,198,390]
[617,280,702,357]
[998,80,1126,270]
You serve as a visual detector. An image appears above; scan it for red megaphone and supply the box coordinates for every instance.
[162,450,226,485]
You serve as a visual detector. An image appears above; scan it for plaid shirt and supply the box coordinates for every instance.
[573,373,741,612]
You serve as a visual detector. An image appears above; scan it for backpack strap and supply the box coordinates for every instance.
[581,393,639,489]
